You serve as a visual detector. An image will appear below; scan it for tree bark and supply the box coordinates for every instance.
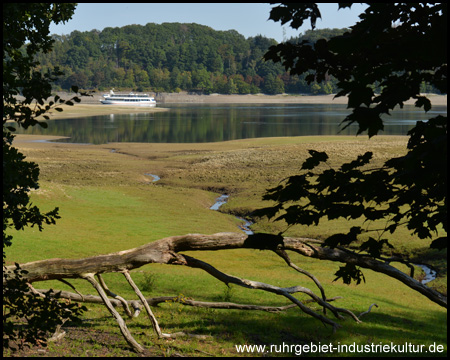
[4,232,446,352]
[4,232,445,308]
[33,289,343,312]
[83,273,145,353]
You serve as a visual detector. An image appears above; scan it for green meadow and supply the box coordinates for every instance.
[4,134,446,357]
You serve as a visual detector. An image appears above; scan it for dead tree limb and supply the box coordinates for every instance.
[121,269,163,338]
[279,236,446,308]
[83,273,145,354]
[4,232,446,353]
[34,289,343,312]
[358,303,379,318]
[273,248,327,311]
[97,274,135,318]
[6,232,444,307]
[180,253,346,330]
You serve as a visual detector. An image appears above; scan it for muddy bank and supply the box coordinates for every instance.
[29,91,447,106]
[156,92,349,104]
[155,92,448,106]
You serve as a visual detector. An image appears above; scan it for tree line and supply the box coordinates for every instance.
[33,23,353,95]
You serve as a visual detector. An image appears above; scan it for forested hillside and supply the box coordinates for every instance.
[35,23,440,95]
[35,23,348,94]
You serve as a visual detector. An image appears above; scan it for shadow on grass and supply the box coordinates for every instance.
[34,293,446,357]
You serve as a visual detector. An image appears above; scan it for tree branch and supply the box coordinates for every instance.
[4,232,446,353]
[83,273,145,354]
[180,253,345,330]
[273,248,327,310]
[4,233,446,308]
[33,288,343,312]
[96,274,136,318]
[121,269,163,338]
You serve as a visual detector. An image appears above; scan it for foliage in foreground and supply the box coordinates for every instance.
[3,3,88,350]
[259,3,447,283]
[3,264,86,349]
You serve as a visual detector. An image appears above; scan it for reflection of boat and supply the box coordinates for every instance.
[100,89,156,106]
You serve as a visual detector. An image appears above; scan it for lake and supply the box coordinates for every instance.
[13,104,447,144]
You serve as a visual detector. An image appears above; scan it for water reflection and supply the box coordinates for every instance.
[12,104,446,144]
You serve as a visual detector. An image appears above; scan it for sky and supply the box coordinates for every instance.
[49,3,369,43]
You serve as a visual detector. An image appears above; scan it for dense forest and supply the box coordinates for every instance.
[35,23,438,95]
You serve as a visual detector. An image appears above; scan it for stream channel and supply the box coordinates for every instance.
[146,174,436,284]
[208,195,437,284]
[209,194,253,235]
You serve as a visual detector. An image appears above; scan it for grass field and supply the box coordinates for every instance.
[4,134,447,357]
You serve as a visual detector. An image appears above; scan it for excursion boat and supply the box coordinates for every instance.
[100,89,156,106]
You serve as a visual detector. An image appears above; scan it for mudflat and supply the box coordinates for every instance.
[157,92,448,106]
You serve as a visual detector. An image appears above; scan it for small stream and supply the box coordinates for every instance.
[144,173,160,182]
[143,175,437,284]
[414,264,437,284]
[209,194,229,211]
[208,195,438,283]
[210,194,254,235]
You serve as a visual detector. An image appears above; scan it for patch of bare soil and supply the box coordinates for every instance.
[4,326,158,357]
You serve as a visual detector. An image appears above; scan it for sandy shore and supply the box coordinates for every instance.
[156,92,447,105]
[19,92,445,120]
[37,103,169,120]
[64,91,447,105]
[156,93,354,104]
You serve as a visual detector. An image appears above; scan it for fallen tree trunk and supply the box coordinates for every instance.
[4,232,447,353]
[5,232,446,307]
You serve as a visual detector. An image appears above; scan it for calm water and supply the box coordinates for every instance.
[13,104,447,144]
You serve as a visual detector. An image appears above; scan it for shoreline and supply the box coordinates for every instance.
[36,103,169,120]
[157,92,448,106]
[156,93,351,104]
[12,92,447,121]
[66,91,447,105]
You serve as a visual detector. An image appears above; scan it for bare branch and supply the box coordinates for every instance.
[4,232,446,353]
[359,303,379,318]
[181,253,344,330]
[33,288,343,312]
[83,273,145,354]
[273,248,327,308]
[96,274,135,318]
[57,279,85,301]
[5,233,445,308]
[121,269,163,338]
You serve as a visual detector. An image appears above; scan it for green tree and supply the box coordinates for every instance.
[224,78,238,94]
[212,74,228,93]
[123,68,136,88]
[231,74,252,94]
[113,67,126,86]
[116,39,131,68]
[192,68,212,93]
[3,3,86,349]
[258,3,447,297]
[310,82,321,95]
[65,71,89,90]
[168,66,180,87]
[208,54,224,73]
[263,74,285,94]
[179,71,193,90]
[135,68,150,90]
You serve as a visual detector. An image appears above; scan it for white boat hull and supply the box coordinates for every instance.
[100,90,156,106]
[100,100,156,106]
